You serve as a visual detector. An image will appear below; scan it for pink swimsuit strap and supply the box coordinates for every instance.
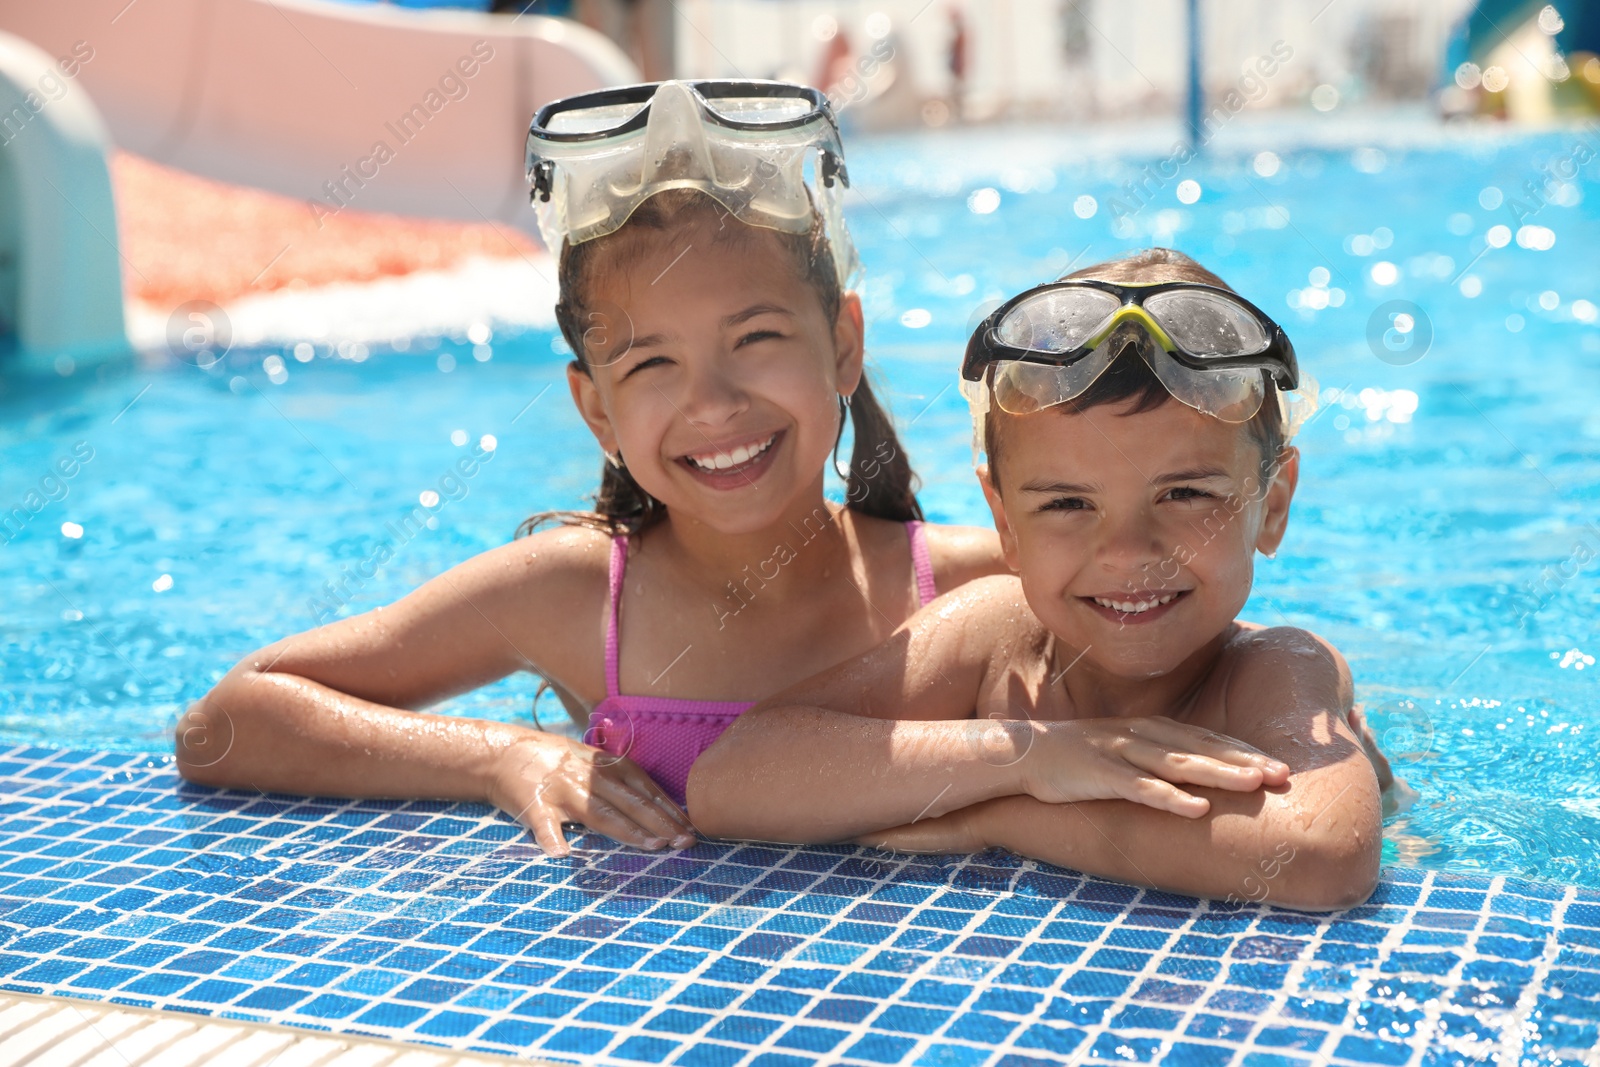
[590,520,938,806]
[906,519,938,607]
[603,534,627,698]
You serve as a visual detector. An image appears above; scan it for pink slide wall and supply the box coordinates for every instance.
[0,0,638,236]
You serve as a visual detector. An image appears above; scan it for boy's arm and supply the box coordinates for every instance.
[685,579,1005,841]
[862,628,1382,912]
[687,579,1288,843]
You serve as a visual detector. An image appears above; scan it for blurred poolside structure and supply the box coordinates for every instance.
[0,0,638,368]
[1,0,1593,370]
[667,0,1487,126]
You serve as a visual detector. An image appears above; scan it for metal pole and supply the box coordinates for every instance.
[1186,0,1202,151]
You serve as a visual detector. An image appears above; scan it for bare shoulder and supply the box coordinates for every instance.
[918,572,1032,622]
[766,574,1036,722]
[1219,625,1355,742]
[457,522,613,597]
[913,573,1046,667]
[1216,627,1356,767]
[920,522,1008,589]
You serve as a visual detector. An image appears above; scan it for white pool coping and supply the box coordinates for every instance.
[0,990,552,1067]
[124,253,560,357]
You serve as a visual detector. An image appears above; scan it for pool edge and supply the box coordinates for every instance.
[0,988,557,1066]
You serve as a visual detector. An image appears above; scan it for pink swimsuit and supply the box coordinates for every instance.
[582,520,939,806]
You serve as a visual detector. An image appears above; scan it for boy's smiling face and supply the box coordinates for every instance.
[980,396,1298,682]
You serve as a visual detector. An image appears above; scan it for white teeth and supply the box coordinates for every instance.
[688,434,775,472]
[1093,592,1178,614]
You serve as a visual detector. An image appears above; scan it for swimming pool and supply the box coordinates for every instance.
[5,118,1597,890]
[1,117,1598,1064]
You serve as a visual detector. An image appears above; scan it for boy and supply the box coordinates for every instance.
[687,249,1384,911]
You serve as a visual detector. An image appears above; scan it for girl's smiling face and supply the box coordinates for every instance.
[568,214,863,536]
[980,397,1298,681]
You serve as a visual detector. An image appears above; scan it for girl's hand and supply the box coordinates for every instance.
[485,733,697,856]
[1017,717,1290,817]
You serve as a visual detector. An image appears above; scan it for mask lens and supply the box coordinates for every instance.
[1146,350,1267,422]
[1143,290,1270,356]
[545,100,650,135]
[990,343,1117,414]
[703,95,816,125]
[994,288,1121,352]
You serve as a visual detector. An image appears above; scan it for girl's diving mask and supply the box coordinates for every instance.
[526,79,860,288]
[959,279,1319,449]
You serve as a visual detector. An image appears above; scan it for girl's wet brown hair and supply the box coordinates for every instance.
[518,189,923,539]
[983,247,1288,488]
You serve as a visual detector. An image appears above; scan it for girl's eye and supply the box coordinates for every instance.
[736,330,783,348]
[1040,497,1090,513]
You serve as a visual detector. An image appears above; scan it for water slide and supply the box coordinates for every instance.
[0,0,637,361]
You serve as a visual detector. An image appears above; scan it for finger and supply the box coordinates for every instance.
[613,765,697,835]
[593,754,697,834]
[1129,720,1289,774]
[653,795,700,841]
[525,806,573,858]
[578,794,673,851]
[1121,775,1211,818]
[593,775,696,846]
[1118,741,1279,792]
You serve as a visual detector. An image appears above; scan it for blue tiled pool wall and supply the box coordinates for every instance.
[1,747,1599,1066]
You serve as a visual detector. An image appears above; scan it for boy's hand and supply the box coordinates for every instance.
[1349,705,1418,817]
[1018,717,1290,818]
[485,733,698,856]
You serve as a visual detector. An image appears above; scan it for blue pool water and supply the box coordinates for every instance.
[2,115,1598,912]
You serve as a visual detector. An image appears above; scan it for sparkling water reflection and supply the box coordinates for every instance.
[2,123,1596,887]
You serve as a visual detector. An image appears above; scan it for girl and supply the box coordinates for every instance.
[175,80,1005,857]
[177,83,1274,857]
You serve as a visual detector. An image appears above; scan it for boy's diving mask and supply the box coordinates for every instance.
[526,79,860,288]
[960,280,1319,443]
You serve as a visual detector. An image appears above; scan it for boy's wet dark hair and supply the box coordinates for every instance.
[983,248,1288,490]
[519,189,922,538]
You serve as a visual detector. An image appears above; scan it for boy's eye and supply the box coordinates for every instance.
[1039,496,1090,513]
[1166,486,1214,502]
[621,355,671,379]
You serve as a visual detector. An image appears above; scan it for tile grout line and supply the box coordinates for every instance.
[0,746,1597,1065]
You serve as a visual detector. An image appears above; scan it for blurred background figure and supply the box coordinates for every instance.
[568,0,675,82]
[947,5,967,120]
[814,17,856,92]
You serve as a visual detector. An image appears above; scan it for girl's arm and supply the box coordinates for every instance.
[177,529,695,856]
[686,578,1286,841]
[860,630,1383,912]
